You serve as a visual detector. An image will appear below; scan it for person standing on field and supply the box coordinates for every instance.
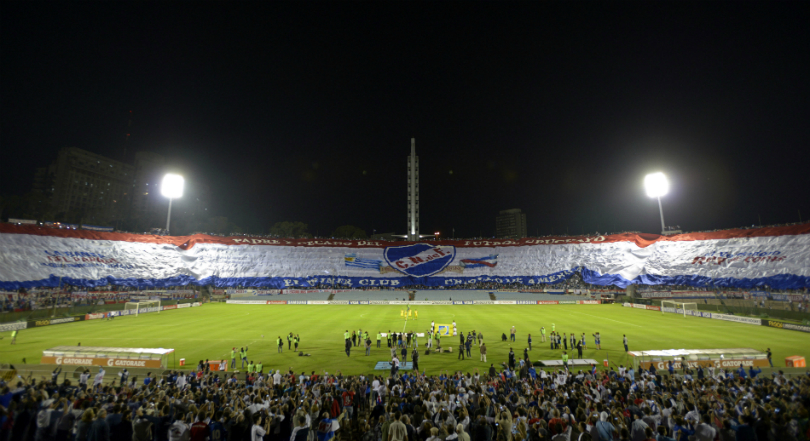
[294,334,300,351]
[528,334,532,350]
[277,337,283,353]
[510,326,516,342]
[508,348,515,370]
[377,332,382,348]
[480,343,487,362]
[623,335,628,352]
[231,347,237,368]
[540,327,546,343]
[288,333,293,350]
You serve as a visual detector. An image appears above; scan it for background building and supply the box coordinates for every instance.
[496,208,527,239]
[30,147,209,233]
[46,147,134,226]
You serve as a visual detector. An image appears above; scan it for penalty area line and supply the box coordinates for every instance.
[569,311,643,327]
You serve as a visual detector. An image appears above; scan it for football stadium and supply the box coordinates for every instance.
[3,4,810,440]
[1,222,809,440]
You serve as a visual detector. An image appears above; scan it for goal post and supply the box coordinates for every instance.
[661,301,698,317]
[124,300,161,316]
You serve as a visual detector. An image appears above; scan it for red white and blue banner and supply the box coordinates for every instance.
[0,224,809,290]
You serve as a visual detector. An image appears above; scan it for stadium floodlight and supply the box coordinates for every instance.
[161,174,184,235]
[644,172,668,234]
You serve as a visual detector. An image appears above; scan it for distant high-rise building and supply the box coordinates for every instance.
[496,208,527,239]
[48,147,134,224]
[407,138,420,241]
[36,147,208,232]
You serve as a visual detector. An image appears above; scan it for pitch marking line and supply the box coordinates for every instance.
[569,311,643,327]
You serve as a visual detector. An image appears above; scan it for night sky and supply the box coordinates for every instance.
[2,3,808,238]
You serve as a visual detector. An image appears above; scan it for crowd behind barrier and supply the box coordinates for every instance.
[1,347,808,441]
[1,286,199,314]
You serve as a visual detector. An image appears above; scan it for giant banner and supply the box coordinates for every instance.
[1,224,809,290]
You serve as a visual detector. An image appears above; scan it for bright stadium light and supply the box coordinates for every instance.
[161,174,184,235]
[644,172,668,234]
[644,172,669,198]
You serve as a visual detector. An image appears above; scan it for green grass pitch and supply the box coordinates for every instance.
[2,303,808,375]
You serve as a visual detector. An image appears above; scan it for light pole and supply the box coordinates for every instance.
[161,174,184,235]
[644,172,669,234]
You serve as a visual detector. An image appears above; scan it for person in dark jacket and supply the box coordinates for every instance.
[86,409,110,441]
[734,415,758,441]
[471,415,493,441]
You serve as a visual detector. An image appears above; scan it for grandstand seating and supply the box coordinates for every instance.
[416,290,491,301]
[269,292,331,301]
[494,292,582,301]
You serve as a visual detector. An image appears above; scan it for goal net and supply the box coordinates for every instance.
[124,300,161,316]
[661,301,698,317]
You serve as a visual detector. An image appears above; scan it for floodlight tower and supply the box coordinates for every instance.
[644,172,669,234]
[161,173,184,235]
[407,138,419,241]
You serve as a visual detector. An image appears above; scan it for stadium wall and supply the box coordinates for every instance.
[623,302,810,333]
[0,298,199,324]
[1,302,202,331]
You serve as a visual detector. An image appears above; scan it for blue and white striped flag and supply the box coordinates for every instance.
[344,253,382,270]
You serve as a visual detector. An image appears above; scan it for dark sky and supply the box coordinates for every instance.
[2,2,809,237]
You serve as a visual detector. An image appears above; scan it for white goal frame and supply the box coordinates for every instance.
[661,301,698,317]
[124,300,161,316]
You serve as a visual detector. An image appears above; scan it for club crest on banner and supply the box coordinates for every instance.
[383,244,456,277]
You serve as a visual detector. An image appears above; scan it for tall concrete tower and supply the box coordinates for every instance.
[407,138,419,241]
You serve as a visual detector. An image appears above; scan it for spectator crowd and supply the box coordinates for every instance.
[1,350,808,441]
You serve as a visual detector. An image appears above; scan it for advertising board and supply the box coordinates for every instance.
[762,319,810,333]
[40,356,163,368]
[637,358,769,370]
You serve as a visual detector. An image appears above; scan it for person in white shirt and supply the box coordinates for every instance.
[693,414,717,441]
[93,369,105,391]
[273,370,282,385]
[79,370,90,390]
[168,413,191,441]
[250,413,270,441]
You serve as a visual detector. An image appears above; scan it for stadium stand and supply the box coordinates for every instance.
[494,292,582,302]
